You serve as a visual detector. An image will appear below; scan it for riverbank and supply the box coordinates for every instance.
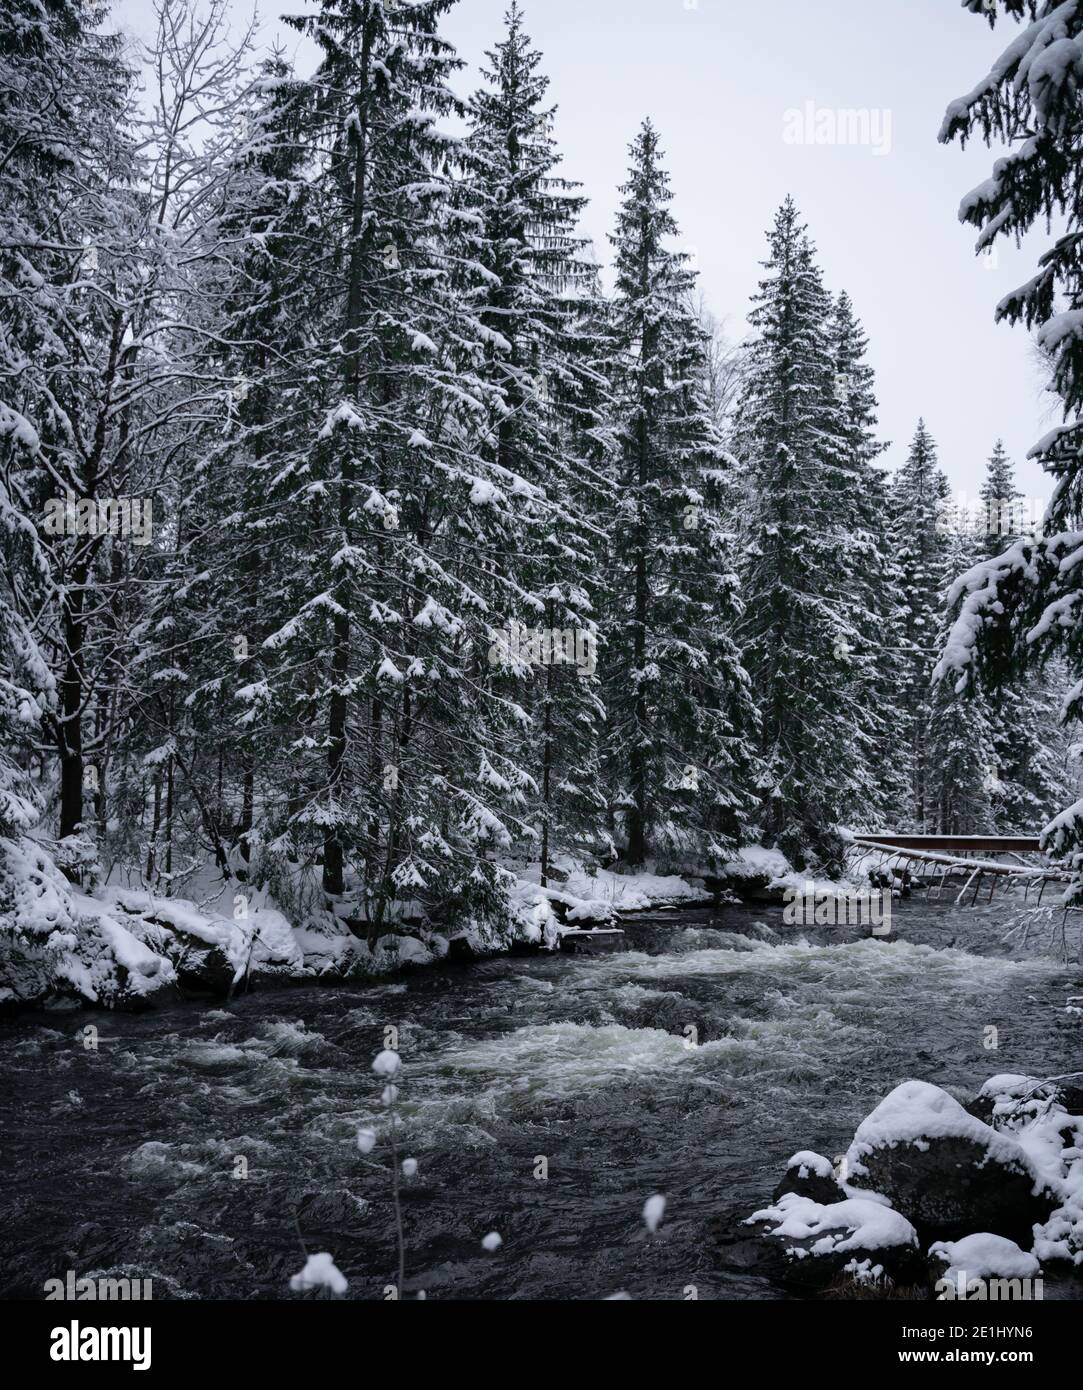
[8,832,1073,1014]
[1,835,744,1012]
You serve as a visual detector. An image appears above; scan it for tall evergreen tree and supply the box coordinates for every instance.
[605,121,757,867]
[980,439,1022,546]
[827,289,906,824]
[233,0,541,931]
[463,3,608,881]
[161,55,315,890]
[889,420,952,827]
[927,516,998,835]
[975,442,1068,832]
[735,198,867,867]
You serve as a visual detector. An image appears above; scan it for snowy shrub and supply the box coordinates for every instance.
[0,837,174,1007]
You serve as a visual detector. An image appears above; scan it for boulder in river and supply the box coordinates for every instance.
[843,1080,1059,1246]
[740,1191,926,1292]
[967,1072,1083,1125]
[772,1150,846,1207]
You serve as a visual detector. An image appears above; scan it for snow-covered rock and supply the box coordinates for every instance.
[929,1233,1040,1283]
[844,1080,1059,1245]
[739,1072,1083,1295]
[1033,1184,1083,1267]
[968,1072,1083,1126]
[751,1191,918,1256]
[739,1191,925,1290]
[772,1150,846,1207]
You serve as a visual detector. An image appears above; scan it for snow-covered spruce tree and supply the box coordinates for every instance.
[605,121,757,868]
[974,442,1069,832]
[262,0,538,933]
[927,514,998,835]
[888,420,953,828]
[980,438,1023,548]
[160,55,318,893]
[926,437,1069,836]
[935,0,1083,889]
[827,289,907,825]
[462,3,609,882]
[734,198,871,868]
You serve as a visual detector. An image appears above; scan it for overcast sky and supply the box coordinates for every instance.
[115,0,1057,504]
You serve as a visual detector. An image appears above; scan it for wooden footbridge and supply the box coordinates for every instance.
[846,834,1071,906]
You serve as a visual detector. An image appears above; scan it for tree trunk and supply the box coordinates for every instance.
[540,601,554,886]
[324,20,373,896]
[58,582,85,841]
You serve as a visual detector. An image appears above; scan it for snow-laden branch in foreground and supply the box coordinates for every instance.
[933,529,1083,697]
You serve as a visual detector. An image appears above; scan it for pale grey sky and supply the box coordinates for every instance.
[115,0,1057,504]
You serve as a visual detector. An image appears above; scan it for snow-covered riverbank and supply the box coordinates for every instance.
[11,828,1067,1012]
[0,836,758,1010]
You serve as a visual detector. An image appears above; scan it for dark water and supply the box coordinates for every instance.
[1,896,1080,1301]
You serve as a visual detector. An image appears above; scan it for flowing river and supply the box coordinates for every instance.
[2,896,1080,1300]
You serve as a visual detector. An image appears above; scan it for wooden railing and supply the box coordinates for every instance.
[847,833,1070,904]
